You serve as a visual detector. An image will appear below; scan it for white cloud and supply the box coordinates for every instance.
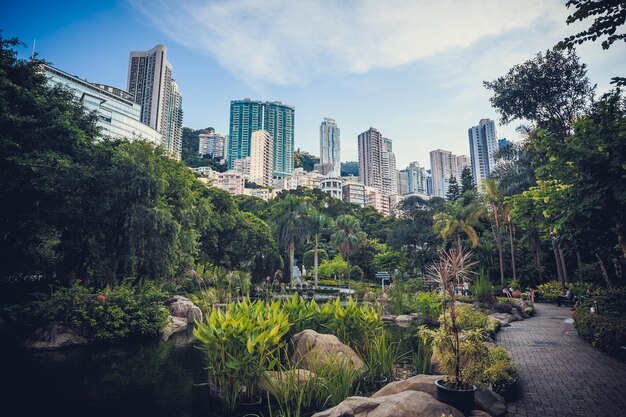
[129,0,564,85]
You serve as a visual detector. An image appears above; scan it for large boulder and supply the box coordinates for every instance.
[475,387,507,417]
[25,323,88,351]
[372,374,439,398]
[395,315,416,324]
[312,390,464,417]
[291,329,365,372]
[161,316,189,341]
[165,295,203,324]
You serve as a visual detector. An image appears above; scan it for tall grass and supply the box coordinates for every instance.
[411,337,432,375]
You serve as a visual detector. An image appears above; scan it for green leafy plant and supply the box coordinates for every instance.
[194,298,290,412]
[411,337,433,375]
[483,345,517,393]
[474,271,495,306]
[412,291,444,324]
[363,330,399,380]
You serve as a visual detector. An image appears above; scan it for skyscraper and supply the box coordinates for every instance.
[228,99,294,177]
[402,162,428,195]
[320,118,341,176]
[198,133,227,160]
[228,99,264,168]
[358,127,384,192]
[249,130,274,187]
[468,118,498,183]
[127,44,183,159]
[381,138,398,196]
[429,149,458,198]
[456,154,470,179]
[266,101,295,177]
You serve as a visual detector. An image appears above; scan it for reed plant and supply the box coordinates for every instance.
[363,330,399,380]
[411,336,433,375]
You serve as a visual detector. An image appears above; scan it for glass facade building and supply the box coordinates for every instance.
[44,65,162,145]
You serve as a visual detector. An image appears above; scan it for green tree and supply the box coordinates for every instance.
[482,178,506,285]
[484,48,595,141]
[446,176,462,201]
[308,210,333,288]
[460,167,475,194]
[434,195,484,255]
[272,195,311,281]
[331,215,367,285]
[293,149,320,171]
[559,0,626,53]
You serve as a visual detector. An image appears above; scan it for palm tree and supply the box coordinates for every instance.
[272,195,310,282]
[331,215,366,287]
[482,178,506,285]
[309,210,332,289]
[433,194,483,255]
[503,202,517,281]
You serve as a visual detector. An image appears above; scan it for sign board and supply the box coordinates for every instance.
[376,271,391,290]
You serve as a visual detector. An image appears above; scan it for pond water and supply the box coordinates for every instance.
[4,324,420,417]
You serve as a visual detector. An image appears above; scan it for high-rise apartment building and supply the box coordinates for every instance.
[456,154,470,179]
[320,118,341,176]
[430,149,458,198]
[198,133,227,160]
[249,130,274,187]
[228,99,294,177]
[402,162,429,196]
[266,101,295,177]
[468,118,498,183]
[127,44,183,159]
[358,127,384,192]
[381,138,398,196]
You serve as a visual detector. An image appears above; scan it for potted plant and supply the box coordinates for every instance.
[418,249,489,413]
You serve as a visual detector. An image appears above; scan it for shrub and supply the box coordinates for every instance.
[474,272,495,306]
[303,249,328,272]
[573,289,626,355]
[411,291,443,323]
[33,282,169,342]
[484,345,517,394]
[536,281,562,302]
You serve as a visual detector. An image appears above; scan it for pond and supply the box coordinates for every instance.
[4,324,421,417]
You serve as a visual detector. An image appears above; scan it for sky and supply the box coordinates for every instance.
[2,0,625,168]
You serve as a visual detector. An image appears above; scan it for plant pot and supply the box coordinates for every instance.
[434,379,477,413]
[363,375,389,390]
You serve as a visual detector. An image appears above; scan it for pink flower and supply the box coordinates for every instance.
[98,295,106,301]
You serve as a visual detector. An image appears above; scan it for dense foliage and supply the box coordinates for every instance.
[573,289,626,355]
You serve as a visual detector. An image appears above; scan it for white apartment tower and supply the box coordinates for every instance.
[358,127,384,192]
[198,133,227,160]
[249,130,274,187]
[468,119,498,183]
[381,137,398,195]
[127,44,183,159]
[456,154,470,179]
[430,149,458,198]
[320,118,341,176]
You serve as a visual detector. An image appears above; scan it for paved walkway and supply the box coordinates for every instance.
[496,303,626,417]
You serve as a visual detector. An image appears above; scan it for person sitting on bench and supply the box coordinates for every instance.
[557,288,573,306]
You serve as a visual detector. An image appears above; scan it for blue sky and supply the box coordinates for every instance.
[3,0,624,168]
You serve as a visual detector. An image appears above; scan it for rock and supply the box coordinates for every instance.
[260,369,316,395]
[395,315,416,323]
[475,387,507,417]
[511,311,524,322]
[161,316,188,341]
[165,295,203,323]
[381,315,397,323]
[470,410,492,417]
[372,374,439,398]
[291,329,365,372]
[312,390,464,417]
[25,323,88,351]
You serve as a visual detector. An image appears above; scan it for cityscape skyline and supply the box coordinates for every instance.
[5,1,623,169]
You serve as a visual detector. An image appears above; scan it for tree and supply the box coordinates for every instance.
[482,178,506,285]
[433,194,484,255]
[460,167,474,194]
[331,215,366,286]
[559,0,626,50]
[484,49,595,141]
[0,36,100,280]
[272,195,311,281]
[318,255,349,280]
[293,149,320,172]
[446,176,462,201]
[340,161,359,177]
[308,210,332,288]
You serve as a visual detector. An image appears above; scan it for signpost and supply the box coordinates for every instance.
[376,271,391,291]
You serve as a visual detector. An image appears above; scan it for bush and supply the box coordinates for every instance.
[303,249,328,272]
[411,291,443,323]
[34,282,169,342]
[573,289,626,355]
[536,281,562,302]
[484,345,517,394]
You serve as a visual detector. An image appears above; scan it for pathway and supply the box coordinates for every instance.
[496,303,626,417]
